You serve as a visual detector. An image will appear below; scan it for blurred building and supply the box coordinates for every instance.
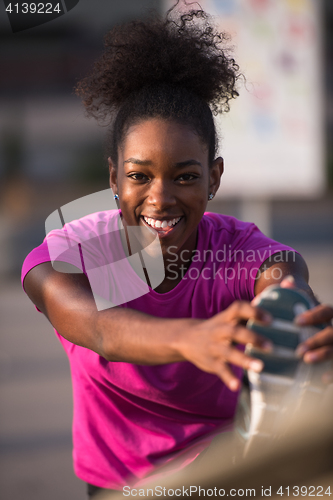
[0,0,162,275]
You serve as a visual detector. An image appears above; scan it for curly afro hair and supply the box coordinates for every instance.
[75,3,241,165]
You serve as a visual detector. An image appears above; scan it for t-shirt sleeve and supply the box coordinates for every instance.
[21,241,51,291]
[21,210,127,313]
[225,223,299,301]
[21,234,85,292]
[21,233,87,316]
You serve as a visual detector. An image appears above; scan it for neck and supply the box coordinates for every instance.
[155,228,198,293]
[119,213,199,293]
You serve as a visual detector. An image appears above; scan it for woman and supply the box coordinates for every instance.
[22,6,333,498]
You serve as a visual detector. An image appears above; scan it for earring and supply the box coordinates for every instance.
[208,193,214,201]
[114,194,119,200]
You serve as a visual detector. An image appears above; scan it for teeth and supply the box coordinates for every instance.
[143,216,181,229]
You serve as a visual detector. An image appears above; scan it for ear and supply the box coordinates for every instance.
[108,157,118,195]
[209,157,224,197]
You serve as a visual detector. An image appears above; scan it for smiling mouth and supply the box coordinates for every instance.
[141,216,183,231]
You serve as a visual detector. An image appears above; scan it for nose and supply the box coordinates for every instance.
[147,179,176,210]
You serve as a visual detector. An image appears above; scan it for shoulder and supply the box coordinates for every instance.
[45,208,121,250]
[200,212,269,250]
[199,213,299,301]
[52,209,121,237]
[201,212,254,233]
[22,209,121,287]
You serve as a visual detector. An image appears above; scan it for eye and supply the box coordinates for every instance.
[127,173,149,182]
[176,173,199,182]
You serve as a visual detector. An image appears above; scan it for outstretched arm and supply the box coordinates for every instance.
[254,251,333,377]
[24,261,272,391]
[254,251,313,298]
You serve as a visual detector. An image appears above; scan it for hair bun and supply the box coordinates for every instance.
[75,8,241,121]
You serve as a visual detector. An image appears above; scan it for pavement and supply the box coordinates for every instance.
[0,242,332,500]
[0,280,85,500]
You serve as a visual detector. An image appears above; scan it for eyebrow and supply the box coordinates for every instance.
[124,158,203,169]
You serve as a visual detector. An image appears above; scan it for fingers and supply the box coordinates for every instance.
[218,343,264,371]
[295,304,333,326]
[191,300,279,390]
[215,364,242,392]
[209,338,266,391]
[303,346,333,364]
[187,321,268,391]
[222,300,272,324]
[226,324,273,351]
[296,326,333,363]
[214,352,263,392]
[214,303,274,351]
[280,275,296,289]
[294,304,333,366]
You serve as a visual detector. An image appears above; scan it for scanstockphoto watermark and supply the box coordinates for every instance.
[123,485,332,498]
[166,246,297,282]
[166,246,297,265]
[123,485,257,497]
[166,263,288,282]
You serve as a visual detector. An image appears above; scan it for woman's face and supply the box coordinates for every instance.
[109,118,223,257]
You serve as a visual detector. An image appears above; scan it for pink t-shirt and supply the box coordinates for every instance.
[21,210,296,488]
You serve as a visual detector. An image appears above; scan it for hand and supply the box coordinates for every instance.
[295,304,333,384]
[178,301,273,392]
[281,276,333,383]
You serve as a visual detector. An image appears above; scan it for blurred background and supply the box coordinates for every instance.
[0,0,332,498]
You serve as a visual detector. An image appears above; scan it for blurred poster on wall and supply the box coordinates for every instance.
[165,0,324,198]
